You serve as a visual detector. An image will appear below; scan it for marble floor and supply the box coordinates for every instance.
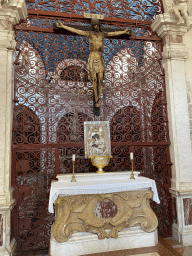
[81,238,182,256]
[163,237,192,256]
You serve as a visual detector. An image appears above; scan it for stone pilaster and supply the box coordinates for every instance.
[0,0,27,255]
[152,13,192,244]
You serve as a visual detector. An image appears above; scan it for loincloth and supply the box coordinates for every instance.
[88,58,105,74]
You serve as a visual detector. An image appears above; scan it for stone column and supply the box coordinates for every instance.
[152,11,192,244]
[0,0,27,255]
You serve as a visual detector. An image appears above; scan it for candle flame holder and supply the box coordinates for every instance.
[130,159,135,179]
[71,160,76,182]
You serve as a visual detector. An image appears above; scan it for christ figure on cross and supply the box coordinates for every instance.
[56,19,131,107]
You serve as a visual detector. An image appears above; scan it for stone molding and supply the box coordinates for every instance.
[0,0,27,25]
[0,200,16,254]
[151,13,192,62]
[162,43,188,61]
[0,0,27,50]
[151,13,190,38]
[0,30,15,50]
[170,189,192,197]
[177,183,192,192]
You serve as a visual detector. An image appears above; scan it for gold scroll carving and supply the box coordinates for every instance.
[53,189,158,242]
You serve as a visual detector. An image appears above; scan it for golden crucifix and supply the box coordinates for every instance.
[55,14,132,108]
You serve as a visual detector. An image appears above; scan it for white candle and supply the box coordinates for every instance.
[130,152,133,160]
[72,154,75,161]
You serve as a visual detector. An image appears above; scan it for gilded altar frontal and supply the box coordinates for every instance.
[53,190,158,243]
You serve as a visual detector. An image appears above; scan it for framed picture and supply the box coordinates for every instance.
[84,121,111,159]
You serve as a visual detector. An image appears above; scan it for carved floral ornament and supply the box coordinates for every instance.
[163,0,192,25]
[53,190,158,242]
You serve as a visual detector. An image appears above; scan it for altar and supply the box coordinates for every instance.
[49,172,160,256]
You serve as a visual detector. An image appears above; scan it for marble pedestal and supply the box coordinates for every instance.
[50,227,158,256]
[171,189,192,245]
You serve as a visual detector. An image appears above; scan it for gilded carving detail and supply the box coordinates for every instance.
[53,190,158,242]
[163,0,191,25]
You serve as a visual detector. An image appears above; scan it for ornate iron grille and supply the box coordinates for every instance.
[12,0,172,253]
[25,0,163,21]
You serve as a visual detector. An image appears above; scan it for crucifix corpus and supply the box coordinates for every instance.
[55,13,132,108]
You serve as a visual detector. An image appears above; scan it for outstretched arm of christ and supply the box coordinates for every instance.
[56,21,89,37]
[105,28,132,37]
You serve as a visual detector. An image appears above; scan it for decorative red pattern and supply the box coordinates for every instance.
[183,198,192,225]
[95,201,118,219]
[172,196,177,224]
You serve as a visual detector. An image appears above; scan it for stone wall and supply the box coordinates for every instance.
[184,29,192,149]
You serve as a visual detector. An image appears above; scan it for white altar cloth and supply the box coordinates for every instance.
[48,172,160,213]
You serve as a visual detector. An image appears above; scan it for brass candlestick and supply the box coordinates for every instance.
[130,159,135,179]
[71,160,76,182]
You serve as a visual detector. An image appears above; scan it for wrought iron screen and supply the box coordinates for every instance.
[12,0,172,253]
